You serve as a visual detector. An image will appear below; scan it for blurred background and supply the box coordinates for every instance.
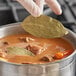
[0,0,76,32]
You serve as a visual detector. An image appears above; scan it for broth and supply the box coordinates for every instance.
[0,34,74,64]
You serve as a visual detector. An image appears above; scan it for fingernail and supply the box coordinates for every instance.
[56,1,62,15]
[57,8,62,15]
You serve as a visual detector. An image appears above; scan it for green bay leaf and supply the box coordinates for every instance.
[7,47,35,56]
[21,15,68,38]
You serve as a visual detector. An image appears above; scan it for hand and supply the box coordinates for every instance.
[17,0,62,17]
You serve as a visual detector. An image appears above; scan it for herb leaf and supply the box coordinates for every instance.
[22,15,68,38]
[7,47,35,56]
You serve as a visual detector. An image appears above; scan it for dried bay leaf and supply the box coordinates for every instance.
[21,15,68,38]
[7,47,35,56]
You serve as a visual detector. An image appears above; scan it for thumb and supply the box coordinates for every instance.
[17,0,42,17]
[34,0,44,14]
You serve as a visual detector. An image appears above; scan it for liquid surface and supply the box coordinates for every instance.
[0,34,74,64]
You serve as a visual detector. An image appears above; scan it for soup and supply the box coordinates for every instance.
[0,34,74,64]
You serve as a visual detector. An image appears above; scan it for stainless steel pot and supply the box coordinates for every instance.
[0,23,76,76]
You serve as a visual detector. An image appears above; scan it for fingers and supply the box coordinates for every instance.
[45,0,62,15]
[17,0,62,16]
[34,0,44,14]
[16,0,42,17]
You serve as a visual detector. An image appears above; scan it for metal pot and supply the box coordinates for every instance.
[0,23,76,76]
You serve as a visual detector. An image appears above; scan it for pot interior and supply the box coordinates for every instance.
[0,23,76,65]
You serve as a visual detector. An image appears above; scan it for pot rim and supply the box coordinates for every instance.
[0,22,76,66]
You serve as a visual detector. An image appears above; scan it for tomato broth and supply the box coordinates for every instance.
[0,34,74,64]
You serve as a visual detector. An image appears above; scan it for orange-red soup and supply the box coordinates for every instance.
[0,34,74,64]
